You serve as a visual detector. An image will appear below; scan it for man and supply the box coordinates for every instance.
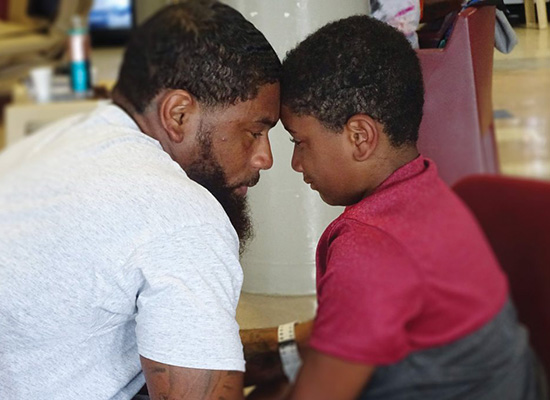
[242,14,541,400]
[0,1,280,399]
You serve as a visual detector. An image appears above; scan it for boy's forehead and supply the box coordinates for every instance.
[280,105,297,131]
[280,106,311,131]
[281,108,341,142]
[280,104,294,120]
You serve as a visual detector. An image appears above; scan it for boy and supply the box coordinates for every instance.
[243,15,541,400]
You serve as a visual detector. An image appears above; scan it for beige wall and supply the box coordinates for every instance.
[134,0,170,26]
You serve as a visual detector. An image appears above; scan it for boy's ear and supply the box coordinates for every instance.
[345,114,379,161]
[159,90,198,144]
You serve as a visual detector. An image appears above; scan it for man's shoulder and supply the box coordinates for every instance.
[94,164,230,231]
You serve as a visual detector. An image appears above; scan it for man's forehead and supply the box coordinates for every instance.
[254,117,278,128]
[220,84,280,125]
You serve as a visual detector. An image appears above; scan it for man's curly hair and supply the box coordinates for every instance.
[282,15,424,147]
[114,0,281,113]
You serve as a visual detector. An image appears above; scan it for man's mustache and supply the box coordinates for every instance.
[229,173,261,190]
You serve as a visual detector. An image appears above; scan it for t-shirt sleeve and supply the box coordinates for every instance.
[131,223,244,372]
[309,223,423,365]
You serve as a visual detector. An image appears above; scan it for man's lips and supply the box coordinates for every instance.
[234,186,249,196]
[231,174,260,197]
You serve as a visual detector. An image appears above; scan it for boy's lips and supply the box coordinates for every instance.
[303,177,316,190]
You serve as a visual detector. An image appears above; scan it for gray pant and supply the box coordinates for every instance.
[360,299,546,400]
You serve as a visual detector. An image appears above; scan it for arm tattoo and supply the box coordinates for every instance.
[142,357,243,400]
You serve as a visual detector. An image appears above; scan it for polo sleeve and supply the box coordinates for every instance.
[132,223,244,372]
[309,223,423,365]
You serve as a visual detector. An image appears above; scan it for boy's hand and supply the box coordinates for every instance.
[288,349,375,400]
[246,379,292,400]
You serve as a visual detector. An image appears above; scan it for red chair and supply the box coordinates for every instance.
[417,6,499,186]
[453,174,550,384]
[0,0,7,21]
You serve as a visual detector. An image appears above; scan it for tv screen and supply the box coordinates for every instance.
[89,0,134,46]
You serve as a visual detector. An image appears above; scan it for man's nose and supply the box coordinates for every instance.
[251,136,274,170]
[291,148,303,173]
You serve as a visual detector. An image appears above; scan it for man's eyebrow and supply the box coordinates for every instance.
[255,117,278,128]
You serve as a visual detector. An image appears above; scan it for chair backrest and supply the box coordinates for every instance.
[453,174,550,378]
[0,0,8,21]
[416,6,499,186]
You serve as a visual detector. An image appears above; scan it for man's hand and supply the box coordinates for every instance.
[240,321,314,387]
[140,356,245,400]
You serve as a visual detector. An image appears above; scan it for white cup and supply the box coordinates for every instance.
[30,66,53,103]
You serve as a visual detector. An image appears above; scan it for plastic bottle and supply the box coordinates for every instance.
[68,15,92,97]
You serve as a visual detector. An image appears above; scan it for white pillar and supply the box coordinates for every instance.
[224,0,370,295]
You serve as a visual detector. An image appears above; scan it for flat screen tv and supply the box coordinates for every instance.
[88,0,134,46]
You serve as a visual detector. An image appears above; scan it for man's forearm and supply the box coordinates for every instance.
[240,321,313,387]
[240,326,283,386]
[140,356,245,400]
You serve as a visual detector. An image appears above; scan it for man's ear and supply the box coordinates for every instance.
[345,114,379,161]
[159,90,197,144]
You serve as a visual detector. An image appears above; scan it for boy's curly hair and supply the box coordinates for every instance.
[282,15,424,147]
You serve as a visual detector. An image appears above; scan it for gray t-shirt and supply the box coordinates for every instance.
[0,105,245,399]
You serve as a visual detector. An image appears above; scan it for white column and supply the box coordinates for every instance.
[224,0,370,295]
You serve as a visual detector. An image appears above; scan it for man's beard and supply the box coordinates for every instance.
[184,123,255,253]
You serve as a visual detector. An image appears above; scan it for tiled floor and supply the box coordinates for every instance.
[238,24,550,329]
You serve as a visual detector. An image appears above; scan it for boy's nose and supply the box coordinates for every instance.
[291,149,303,173]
